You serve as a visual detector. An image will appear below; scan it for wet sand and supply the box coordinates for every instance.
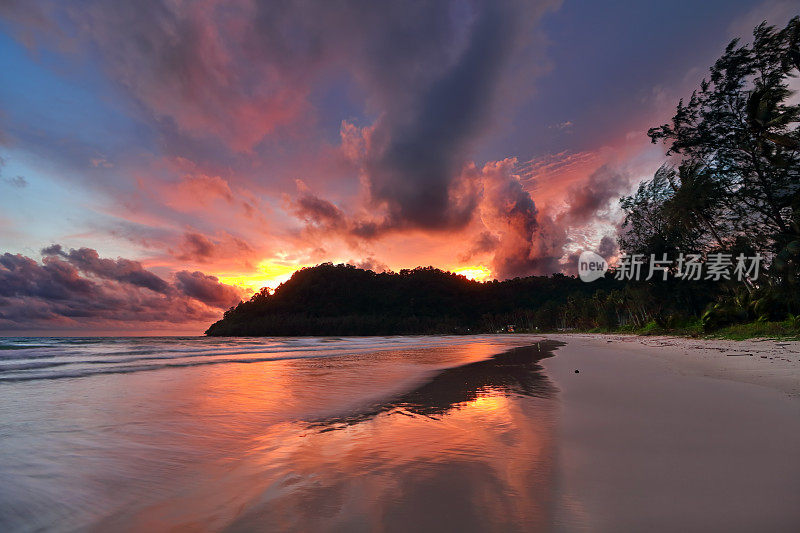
[545,334,800,532]
[553,333,800,397]
[1,335,799,531]
[0,336,561,532]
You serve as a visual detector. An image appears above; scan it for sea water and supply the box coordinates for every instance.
[0,335,559,531]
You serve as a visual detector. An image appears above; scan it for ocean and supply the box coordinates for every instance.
[4,335,800,532]
[0,335,559,531]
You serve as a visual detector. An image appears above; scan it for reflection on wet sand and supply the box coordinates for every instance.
[0,337,563,532]
[310,340,562,429]
[225,340,564,532]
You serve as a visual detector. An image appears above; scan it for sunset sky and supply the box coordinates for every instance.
[0,0,795,334]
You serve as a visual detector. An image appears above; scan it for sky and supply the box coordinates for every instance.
[0,0,796,334]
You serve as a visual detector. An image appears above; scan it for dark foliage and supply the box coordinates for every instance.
[622,17,800,330]
[205,264,628,336]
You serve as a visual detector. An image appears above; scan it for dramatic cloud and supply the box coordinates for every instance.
[0,247,244,331]
[462,158,632,278]
[561,165,632,225]
[289,180,347,231]
[174,270,242,309]
[42,244,170,294]
[175,232,217,263]
[460,231,502,262]
[475,159,542,277]
[289,153,632,279]
[5,0,750,334]
[3,0,556,223]
[328,1,556,234]
[171,231,254,264]
[1,0,553,156]
[358,2,518,230]
[597,235,619,261]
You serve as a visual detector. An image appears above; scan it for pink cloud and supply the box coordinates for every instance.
[0,246,245,332]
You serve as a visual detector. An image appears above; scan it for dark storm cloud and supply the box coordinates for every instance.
[284,4,561,268]
[495,164,628,278]
[174,270,242,309]
[0,253,95,300]
[290,189,347,230]
[477,159,628,278]
[491,213,568,278]
[300,0,557,235]
[562,165,632,225]
[478,160,565,278]
[32,0,551,232]
[1,0,565,279]
[0,247,244,330]
[460,231,501,262]
[362,1,522,230]
[597,235,619,260]
[42,245,171,293]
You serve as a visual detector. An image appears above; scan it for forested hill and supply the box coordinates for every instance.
[204,263,620,336]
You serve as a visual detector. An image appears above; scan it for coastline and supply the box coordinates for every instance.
[541,333,800,532]
[545,333,800,398]
[1,334,798,531]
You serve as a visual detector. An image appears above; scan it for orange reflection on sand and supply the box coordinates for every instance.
[229,345,560,531]
[233,387,557,531]
[88,341,561,531]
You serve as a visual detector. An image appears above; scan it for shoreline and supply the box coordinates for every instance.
[1,335,798,531]
[545,333,800,398]
[540,333,800,531]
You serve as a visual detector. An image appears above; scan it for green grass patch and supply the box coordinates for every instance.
[705,320,800,341]
[638,320,664,335]
[555,318,795,340]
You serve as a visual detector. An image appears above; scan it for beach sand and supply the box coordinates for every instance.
[1,335,798,531]
[543,334,800,532]
[551,333,800,397]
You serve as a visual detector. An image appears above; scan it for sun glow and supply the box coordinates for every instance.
[468,393,510,413]
[218,261,307,295]
[220,262,494,295]
[452,266,494,282]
